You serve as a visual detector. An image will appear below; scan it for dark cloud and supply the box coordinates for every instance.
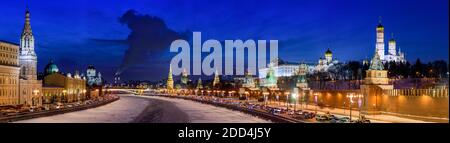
[116,9,188,76]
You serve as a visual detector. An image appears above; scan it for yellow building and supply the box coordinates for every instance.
[43,71,86,104]
[0,41,20,106]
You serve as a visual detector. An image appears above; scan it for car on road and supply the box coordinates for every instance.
[301,111,315,119]
[315,114,327,121]
[56,103,64,109]
[338,117,351,123]
[354,116,371,123]
[271,108,282,115]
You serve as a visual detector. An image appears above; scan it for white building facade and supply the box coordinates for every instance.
[375,19,406,63]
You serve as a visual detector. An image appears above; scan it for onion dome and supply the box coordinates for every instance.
[87,65,96,70]
[45,60,59,75]
[325,48,332,56]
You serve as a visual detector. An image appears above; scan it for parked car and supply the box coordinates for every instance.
[338,117,351,123]
[271,108,282,115]
[315,114,329,121]
[354,116,371,123]
[302,111,315,119]
[56,103,64,109]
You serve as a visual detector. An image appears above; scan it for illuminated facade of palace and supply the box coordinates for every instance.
[258,49,338,80]
[43,71,87,103]
[42,60,87,103]
[258,58,314,79]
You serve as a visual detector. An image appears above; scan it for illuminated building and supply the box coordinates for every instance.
[375,18,406,63]
[242,71,256,89]
[42,69,87,103]
[196,78,203,89]
[296,63,308,89]
[167,64,174,90]
[260,61,278,89]
[314,48,339,72]
[86,65,102,86]
[364,50,393,89]
[0,10,42,107]
[181,68,188,85]
[212,70,220,87]
[18,9,42,107]
[0,41,20,106]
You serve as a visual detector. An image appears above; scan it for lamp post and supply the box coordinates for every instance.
[292,93,298,112]
[263,92,269,106]
[83,89,87,101]
[62,90,67,103]
[33,90,39,106]
[357,94,363,119]
[314,92,318,113]
[276,93,280,107]
[284,91,290,110]
[346,93,362,122]
[245,91,249,102]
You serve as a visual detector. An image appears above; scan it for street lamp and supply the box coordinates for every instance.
[292,93,298,112]
[276,93,280,107]
[284,91,290,110]
[263,92,269,106]
[33,89,39,106]
[346,93,363,122]
[244,91,249,102]
[83,89,87,101]
[62,90,67,103]
[314,92,318,113]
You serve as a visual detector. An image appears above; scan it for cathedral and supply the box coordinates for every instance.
[375,19,406,63]
[86,65,103,86]
[314,48,339,72]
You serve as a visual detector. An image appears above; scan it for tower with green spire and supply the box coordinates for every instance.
[212,70,220,87]
[369,50,384,70]
[196,78,203,89]
[263,63,278,88]
[364,50,391,86]
[296,63,308,89]
[167,64,174,90]
[181,68,188,86]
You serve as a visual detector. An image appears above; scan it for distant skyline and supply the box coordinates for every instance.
[0,0,448,81]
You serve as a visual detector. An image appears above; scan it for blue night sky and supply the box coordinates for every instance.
[0,0,448,81]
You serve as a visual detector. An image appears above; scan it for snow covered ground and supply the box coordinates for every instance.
[16,94,270,123]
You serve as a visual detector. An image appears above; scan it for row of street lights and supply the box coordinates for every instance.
[164,88,365,120]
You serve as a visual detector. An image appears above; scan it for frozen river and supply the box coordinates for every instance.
[16,94,270,123]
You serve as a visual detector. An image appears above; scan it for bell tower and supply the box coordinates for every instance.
[375,17,385,61]
[19,9,38,80]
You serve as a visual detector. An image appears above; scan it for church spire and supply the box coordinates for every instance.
[22,8,32,37]
[19,7,38,80]
[370,49,384,70]
[212,70,220,87]
[167,64,174,90]
[377,16,383,28]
